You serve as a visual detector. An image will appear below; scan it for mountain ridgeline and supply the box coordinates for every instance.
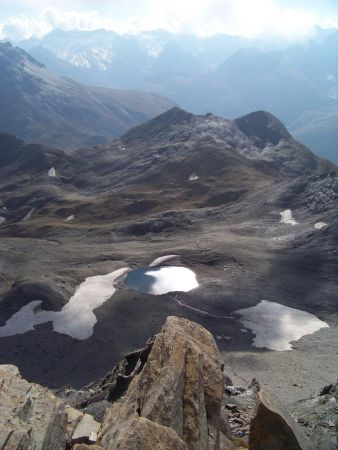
[0,42,174,151]
[0,108,335,231]
[17,28,338,164]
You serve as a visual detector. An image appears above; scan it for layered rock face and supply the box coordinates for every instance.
[249,390,314,450]
[0,364,68,449]
[0,317,318,450]
[98,316,225,449]
[0,365,100,449]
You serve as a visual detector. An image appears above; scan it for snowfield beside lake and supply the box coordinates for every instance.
[235,300,329,351]
[0,268,129,340]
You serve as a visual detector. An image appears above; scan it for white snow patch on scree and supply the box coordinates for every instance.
[48,167,56,177]
[314,222,327,230]
[52,268,129,339]
[189,173,199,181]
[280,209,298,225]
[149,255,179,267]
[21,208,35,222]
[0,268,129,340]
[235,300,329,351]
[65,214,74,222]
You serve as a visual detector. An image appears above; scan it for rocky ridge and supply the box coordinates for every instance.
[0,42,174,150]
[1,316,330,450]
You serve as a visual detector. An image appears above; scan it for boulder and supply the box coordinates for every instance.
[0,364,68,450]
[72,412,101,444]
[65,405,84,438]
[249,389,314,450]
[98,316,227,450]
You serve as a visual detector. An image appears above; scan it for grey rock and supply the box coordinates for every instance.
[82,400,111,422]
[72,413,101,444]
[249,389,314,450]
[0,364,68,450]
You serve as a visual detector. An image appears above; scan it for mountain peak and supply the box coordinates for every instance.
[0,41,45,69]
[121,107,192,142]
[234,110,292,148]
[148,106,193,125]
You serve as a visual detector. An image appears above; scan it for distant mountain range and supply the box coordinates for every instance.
[0,42,174,151]
[17,28,338,163]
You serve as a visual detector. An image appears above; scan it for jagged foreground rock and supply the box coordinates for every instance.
[0,317,317,449]
[98,316,225,449]
[249,390,314,450]
[0,365,100,449]
[0,364,67,449]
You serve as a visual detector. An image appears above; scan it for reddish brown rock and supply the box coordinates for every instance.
[98,316,227,450]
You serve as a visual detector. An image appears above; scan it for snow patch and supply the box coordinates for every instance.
[48,167,56,177]
[149,255,179,267]
[235,300,329,351]
[314,222,327,230]
[280,209,298,225]
[216,335,232,340]
[21,208,35,222]
[189,173,199,181]
[0,268,129,340]
[65,214,74,223]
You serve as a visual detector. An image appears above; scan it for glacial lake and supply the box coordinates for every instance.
[125,266,199,295]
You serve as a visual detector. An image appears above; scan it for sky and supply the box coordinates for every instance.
[0,0,337,42]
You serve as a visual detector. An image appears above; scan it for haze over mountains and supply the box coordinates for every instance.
[16,27,338,164]
[0,42,174,150]
[0,0,338,447]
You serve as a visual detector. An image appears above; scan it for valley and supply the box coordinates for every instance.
[0,108,336,408]
[1,3,338,448]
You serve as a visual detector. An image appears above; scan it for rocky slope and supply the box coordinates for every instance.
[0,42,174,151]
[0,107,336,411]
[1,316,329,450]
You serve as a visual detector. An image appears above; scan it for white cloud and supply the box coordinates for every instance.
[0,8,122,40]
[1,15,49,40]
[0,0,336,41]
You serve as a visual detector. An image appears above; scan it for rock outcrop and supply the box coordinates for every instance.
[0,364,68,450]
[0,364,100,450]
[249,389,314,450]
[98,316,226,449]
[0,317,323,450]
[58,338,155,421]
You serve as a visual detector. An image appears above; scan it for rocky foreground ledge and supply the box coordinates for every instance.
[0,316,336,450]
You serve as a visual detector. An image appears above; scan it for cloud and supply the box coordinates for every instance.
[1,15,48,40]
[0,0,336,42]
[202,0,318,40]
[0,8,123,40]
[149,0,318,39]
